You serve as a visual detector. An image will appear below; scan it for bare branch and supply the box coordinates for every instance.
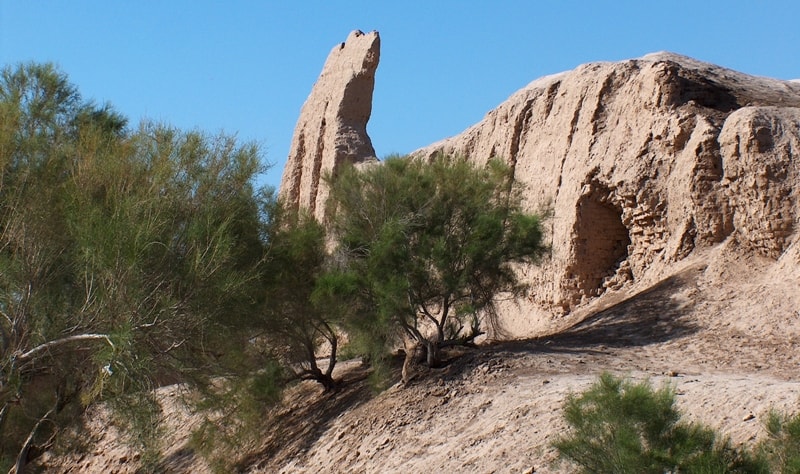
[0,308,12,328]
[81,271,96,313]
[418,302,439,327]
[401,322,425,345]
[15,333,114,364]
[0,402,7,431]
[134,316,160,330]
[13,405,55,474]
[161,339,186,354]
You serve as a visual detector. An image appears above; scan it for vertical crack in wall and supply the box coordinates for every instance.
[285,132,306,213]
[308,115,327,216]
[508,98,535,184]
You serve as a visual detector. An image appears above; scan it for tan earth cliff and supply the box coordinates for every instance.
[419,52,800,336]
[278,30,380,222]
[281,40,800,338]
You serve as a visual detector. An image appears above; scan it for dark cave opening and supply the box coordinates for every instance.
[572,192,631,298]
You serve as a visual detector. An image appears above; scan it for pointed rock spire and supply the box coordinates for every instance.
[279,30,380,221]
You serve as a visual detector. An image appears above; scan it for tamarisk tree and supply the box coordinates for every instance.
[259,208,341,391]
[0,63,268,470]
[326,154,547,383]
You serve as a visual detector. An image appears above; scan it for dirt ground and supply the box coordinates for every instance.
[39,243,800,473]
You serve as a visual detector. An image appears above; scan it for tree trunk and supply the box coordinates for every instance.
[13,406,54,474]
[302,366,337,392]
[313,369,336,391]
[324,332,337,381]
[318,373,336,392]
[426,339,440,368]
[401,337,419,385]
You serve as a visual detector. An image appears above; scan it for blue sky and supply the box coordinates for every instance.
[2,1,798,190]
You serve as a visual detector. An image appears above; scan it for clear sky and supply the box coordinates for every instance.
[2,1,798,190]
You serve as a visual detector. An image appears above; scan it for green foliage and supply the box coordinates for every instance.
[0,62,272,468]
[554,373,766,473]
[189,359,285,473]
[255,207,342,390]
[757,409,800,473]
[313,267,394,391]
[326,154,547,379]
[107,391,164,471]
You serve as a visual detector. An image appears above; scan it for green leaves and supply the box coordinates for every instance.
[0,62,271,468]
[255,207,344,389]
[554,373,766,473]
[759,410,800,473]
[326,153,548,372]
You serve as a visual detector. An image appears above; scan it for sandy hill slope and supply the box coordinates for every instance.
[41,250,800,472]
[40,43,800,472]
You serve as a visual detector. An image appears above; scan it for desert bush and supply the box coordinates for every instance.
[258,207,343,390]
[325,154,547,384]
[0,62,275,471]
[757,409,800,473]
[554,373,766,473]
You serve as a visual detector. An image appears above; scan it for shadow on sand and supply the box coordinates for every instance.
[232,364,378,473]
[156,363,380,473]
[163,269,703,471]
[488,266,703,359]
[541,270,700,350]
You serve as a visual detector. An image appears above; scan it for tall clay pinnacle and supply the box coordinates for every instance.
[279,30,380,222]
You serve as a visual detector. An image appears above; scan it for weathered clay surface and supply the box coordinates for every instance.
[415,52,800,334]
[278,30,380,221]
